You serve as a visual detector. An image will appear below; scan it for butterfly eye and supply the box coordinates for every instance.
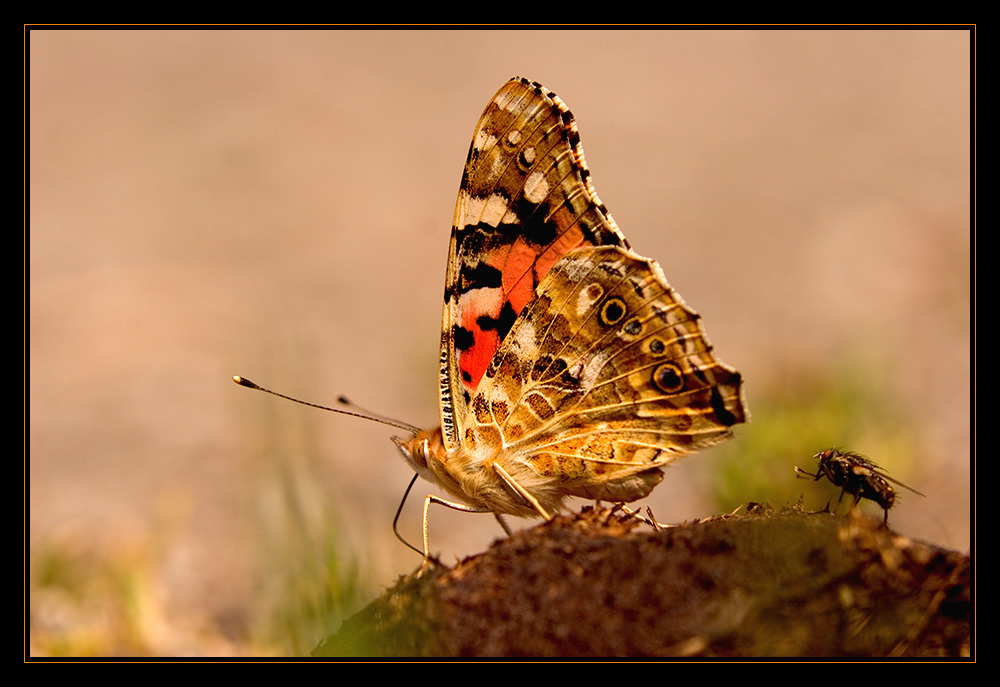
[600,297,628,326]
[652,362,685,394]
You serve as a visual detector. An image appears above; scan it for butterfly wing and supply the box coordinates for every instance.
[467,246,747,503]
[440,77,628,450]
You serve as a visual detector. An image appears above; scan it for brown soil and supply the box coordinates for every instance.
[314,505,970,658]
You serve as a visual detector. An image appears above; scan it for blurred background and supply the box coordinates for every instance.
[28,29,971,656]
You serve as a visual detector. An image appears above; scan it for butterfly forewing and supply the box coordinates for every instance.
[440,77,628,451]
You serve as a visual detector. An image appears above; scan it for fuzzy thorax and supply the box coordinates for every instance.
[393,427,575,519]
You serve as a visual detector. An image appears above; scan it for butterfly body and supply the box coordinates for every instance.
[395,78,747,552]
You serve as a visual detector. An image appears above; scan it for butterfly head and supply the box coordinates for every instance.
[392,427,447,484]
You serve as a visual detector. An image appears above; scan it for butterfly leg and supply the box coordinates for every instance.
[617,504,671,532]
[491,462,552,520]
[494,513,514,536]
[421,494,495,566]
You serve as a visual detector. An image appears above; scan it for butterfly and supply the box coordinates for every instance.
[392,77,748,561]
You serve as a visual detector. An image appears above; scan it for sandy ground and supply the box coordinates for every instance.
[28,29,971,654]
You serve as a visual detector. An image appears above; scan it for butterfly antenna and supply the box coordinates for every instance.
[232,376,420,434]
[335,395,422,434]
[392,473,425,557]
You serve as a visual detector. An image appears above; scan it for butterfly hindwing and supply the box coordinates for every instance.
[466,246,747,503]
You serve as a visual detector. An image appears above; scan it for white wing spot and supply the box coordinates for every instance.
[496,90,518,111]
[474,129,497,151]
[466,192,517,228]
[524,169,548,204]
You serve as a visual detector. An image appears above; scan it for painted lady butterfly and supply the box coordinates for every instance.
[394,77,749,559]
